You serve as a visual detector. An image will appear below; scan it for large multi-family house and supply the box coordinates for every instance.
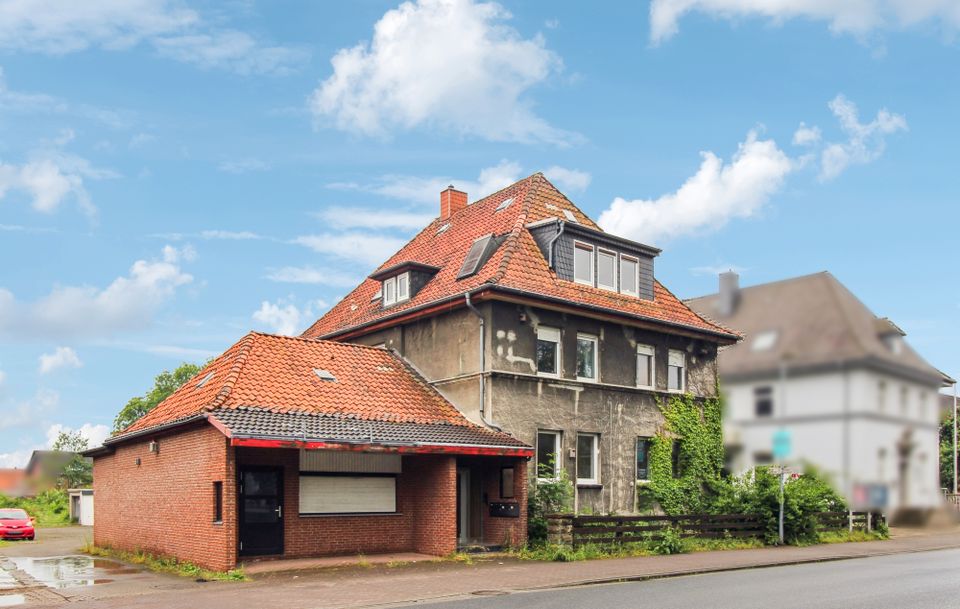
[303,173,738,521]
[88,173,737,571]
[687,271,953,516]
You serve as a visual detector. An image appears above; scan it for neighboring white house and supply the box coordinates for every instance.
[68,489,94,526]
[687,272,953,516]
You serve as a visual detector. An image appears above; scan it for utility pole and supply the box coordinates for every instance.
[778,464,785,545]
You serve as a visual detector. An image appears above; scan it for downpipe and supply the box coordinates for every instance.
[465,291,501,431]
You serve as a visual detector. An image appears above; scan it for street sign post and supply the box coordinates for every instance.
[772,428,792,545]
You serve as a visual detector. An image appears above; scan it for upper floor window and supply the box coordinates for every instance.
[636,344,655,389]
[382,272,410,307]
[899,386,908,415]
[754,386,773,417]
[576,334,598,381]
[620,255,639,297]
[536,430,561,480]
[536,326,561,377]
[667,349,685,392]
[574,241,594,285]
[597,249,617,291]
[878,380,887,412]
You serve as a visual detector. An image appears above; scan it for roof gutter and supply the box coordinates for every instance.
[229,436,532,457]
[101,413,209,448]
[465,290,501,431]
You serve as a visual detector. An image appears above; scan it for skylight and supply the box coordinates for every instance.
[313,368,337,382]
[195,372,214,389]
[457,234,495,279]
[495,197,514,212]
[563,209,577,223]
[751,331,778,352]
[436,223,450,235]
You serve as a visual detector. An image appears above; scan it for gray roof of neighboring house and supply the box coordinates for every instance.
[209,408,532,450]
[685,272,949,386]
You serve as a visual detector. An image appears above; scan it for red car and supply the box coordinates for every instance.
[0,508,35,540]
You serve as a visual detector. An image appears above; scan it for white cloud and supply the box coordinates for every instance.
[0,449,33,469]
[0,0,304,75]
[0,132,117,218]
[0,369,5,387]
[328,160,589,205]
[0,67,133,128]
[265,266,359,287]
[314,207,435,231]
[818,94,907,180]
[252,298,328,336]
[649,0,960,44]
[0,388,59,431]
[38,346,83,375]
[217,158,271,174]
[0,245,193,340]
[45,422,110,450]
[544,166,592,192]
[310,0,575,145]
[792,122,822,146]
[153,230,263,241]
[598,130,794,245]
[292,233,407,267]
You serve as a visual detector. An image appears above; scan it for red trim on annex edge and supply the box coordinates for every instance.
[229,437,533,458]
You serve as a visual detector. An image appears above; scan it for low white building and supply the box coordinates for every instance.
[68,489,94,526]
[687,272,952,516]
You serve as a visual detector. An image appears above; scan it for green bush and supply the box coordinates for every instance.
[0,489,71,526]
[649,526,686,555]
[527,461,573,545]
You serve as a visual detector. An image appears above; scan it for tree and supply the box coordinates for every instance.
[52,430,92,489]
[941,411,956,491]
[112,362,202,432]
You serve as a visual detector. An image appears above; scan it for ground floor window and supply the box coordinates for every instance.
[299,474,397,514]
[536,430,561,480]
[636,438,651,481]
[213,481,223,523]
[576,433,600,485]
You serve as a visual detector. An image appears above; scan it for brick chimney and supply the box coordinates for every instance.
[718,270,740,317]
[440,185,468,219]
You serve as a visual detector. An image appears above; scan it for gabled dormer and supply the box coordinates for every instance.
[369,261,440,308]
[527,218,661,300]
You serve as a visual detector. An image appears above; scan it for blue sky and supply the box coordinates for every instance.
[1,0,958,465]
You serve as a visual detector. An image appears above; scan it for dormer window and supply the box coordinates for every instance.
[597,249,617,291]
[382,272,410,307]
[574,241,594,285]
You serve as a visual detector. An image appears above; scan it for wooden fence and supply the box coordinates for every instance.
[547,511,884,547]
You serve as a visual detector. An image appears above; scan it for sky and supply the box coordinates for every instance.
[1,0,959,466]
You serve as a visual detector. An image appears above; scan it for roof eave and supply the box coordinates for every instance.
[229,435,532,457]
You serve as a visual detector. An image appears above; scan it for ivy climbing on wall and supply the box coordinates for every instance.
[646,393,725,515]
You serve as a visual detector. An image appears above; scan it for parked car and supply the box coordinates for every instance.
[0,508,35,540]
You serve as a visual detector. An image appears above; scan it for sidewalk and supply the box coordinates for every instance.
[33,527,960,609]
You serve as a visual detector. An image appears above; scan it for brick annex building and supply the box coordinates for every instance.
[89,174,737,571]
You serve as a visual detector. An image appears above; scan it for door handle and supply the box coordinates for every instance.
[275,505,282,519]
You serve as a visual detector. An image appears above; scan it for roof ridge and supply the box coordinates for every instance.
[207,332,258,410]
[686,271,832,303]
[253,330,387,351]
[489,173,541,284]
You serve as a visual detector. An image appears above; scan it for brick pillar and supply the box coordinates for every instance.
[411,455,457,555]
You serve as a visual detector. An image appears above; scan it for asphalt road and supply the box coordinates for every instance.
[412,548,960,609]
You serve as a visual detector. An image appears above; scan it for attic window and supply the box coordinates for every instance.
[382,272,410,306]
[563,210,577,223]
[436,223,450,235]
[313,369,337,382]
[195,372,214,389]
[495,197,514,212]
[457,234,495,279]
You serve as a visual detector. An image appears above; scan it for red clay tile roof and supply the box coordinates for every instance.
[302,173,738,341]
[0,468,26,495]
[119,333,523,449]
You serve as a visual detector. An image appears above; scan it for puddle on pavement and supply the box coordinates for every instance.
[10,556,136,589]
[0,595,24,607]
[0,569,16,588]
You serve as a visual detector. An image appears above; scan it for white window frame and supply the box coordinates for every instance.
[619,254,639,297]
[576,433,600,485]
[573,241,595,286]
[536,326,561,378]
[596,248,617,292]
[576,333,599,382]
[536,430,562,481]
[396,272,410,302]
[667,349,686,393]
[636,344,655,389]
[383,276,397,306]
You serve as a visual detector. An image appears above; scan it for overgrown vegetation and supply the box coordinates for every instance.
[941,410,955,491]
[82,543,246,581]
[113,362,202,432]
[0,489,71,526]
[516,535,764,562]
[51,430,93,489]
[527,460,574,545]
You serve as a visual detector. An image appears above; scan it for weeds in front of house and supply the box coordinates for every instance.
[443,552,475,565]
[81,542,247,581]
[818,529,888,544]
[385,560,410,568]
[355,553,373,568]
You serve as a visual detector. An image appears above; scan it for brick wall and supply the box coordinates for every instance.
[235,448,458,559]
[480,457,528,547]
[93,424,236,572]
